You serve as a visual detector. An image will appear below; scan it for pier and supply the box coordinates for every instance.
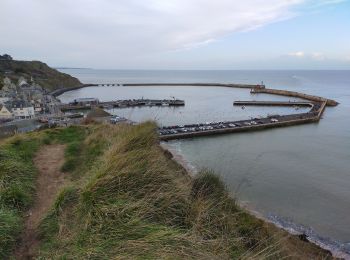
[159,100,325,141]
[60,98,185,112]
[233,101,314,107]
[250,87,338,106]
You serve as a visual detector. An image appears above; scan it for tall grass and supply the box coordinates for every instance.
[37,122,331,259]
[1,123,332,259]
[0,126,87,258]
[0,136,41,257]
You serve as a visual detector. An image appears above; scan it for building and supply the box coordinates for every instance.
[34,101,44,113]
[0,104,13,119]
[10,100,35,119]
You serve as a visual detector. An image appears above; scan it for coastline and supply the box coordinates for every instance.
[160,140,349,259]
[55,83,347,257]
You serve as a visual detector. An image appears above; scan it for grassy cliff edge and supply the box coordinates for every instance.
[0,123,333,259]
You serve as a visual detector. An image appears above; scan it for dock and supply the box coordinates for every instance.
[233,101,314,107]
[159,100,325,141]
[250,87,338,106]
[60,99,185,111]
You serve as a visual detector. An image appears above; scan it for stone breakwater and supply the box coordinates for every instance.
[250,87,339,106]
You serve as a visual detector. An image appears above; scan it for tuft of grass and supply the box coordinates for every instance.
[0,137,41,257]
[44,126,86,144]
[0,208,22,258]
[39,186,78,241]
[191,169,227,199]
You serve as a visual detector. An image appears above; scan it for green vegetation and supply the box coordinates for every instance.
[0,135,41,257]
[0,126,87,258]
[38,123,332,259]
[0,123,332,259]
[0,59,81,91]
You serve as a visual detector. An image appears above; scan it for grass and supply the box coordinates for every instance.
[0,135,41,257]
[0,126,87,258]
[36,122,332,259]
[0,123,333,259]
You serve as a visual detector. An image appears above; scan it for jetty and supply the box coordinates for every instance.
[250,87,338,106]
[159,100,325,141]
[233,101,314,107]
[60,98,185,112]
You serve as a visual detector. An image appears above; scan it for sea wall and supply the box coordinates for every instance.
[51,84,97,97]
[251,88,338,106]
[160,116,319,141]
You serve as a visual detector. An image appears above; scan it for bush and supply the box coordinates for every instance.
[191,170,226,199]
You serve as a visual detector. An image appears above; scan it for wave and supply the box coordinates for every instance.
[267,214,350,259]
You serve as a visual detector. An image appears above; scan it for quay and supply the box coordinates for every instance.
[60,98,185,112]
[159,100,325,141]
[233,101,314,107]
[250,87,338,106]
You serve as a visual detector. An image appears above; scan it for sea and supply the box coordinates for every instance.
[58,69,350,257]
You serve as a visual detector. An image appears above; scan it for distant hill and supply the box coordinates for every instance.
[0,57,82,91]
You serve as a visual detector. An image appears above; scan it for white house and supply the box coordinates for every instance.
[11,100,35,119]
[0,104,13,119]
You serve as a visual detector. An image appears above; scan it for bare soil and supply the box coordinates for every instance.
[14,144,66,260]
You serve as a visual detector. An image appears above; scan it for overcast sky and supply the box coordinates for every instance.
[1,0,349,69]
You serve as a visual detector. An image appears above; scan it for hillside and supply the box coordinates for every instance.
[0,123,333,259]
[0,58,81,91]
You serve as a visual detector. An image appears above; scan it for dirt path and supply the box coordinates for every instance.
[14,144,66,259]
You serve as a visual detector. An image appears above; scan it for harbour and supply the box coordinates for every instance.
[57,69,350,255]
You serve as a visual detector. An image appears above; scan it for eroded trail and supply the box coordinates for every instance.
[14,144,66,259]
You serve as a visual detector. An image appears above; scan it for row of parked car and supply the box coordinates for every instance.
[159,117,281,135]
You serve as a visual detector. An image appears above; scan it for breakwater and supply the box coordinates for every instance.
[159,112,319,141]
[251,87,338,106]
[233,101,314,107]
[122,83,257,88]
[53,82,261,97]
[51,84,96,97]
[159,100,325,140]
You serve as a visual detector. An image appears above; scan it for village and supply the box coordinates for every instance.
[0,75,64,136]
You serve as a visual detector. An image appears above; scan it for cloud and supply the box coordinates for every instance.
[287,52,328,60]
[311,52,326,60]
[1,1,304,57]
[288,51,305,57]
[0,0,347,68]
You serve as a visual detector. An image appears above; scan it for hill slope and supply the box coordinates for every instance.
[0,59,81,91]
[0,123,334,259]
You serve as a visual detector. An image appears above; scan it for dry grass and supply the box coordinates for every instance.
[1,122,333,259]
[36,122,333,259]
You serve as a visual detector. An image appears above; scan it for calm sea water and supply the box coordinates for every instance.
[59,69,350,255]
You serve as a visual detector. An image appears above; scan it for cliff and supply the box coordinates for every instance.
[0,59,81,91]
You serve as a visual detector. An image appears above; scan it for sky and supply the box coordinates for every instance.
[1,0,350,69]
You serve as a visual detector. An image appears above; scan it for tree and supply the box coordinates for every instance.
[0,54,13,60]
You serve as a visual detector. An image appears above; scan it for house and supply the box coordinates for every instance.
[17,77,28,87]
[0,104,13,119]
[10,100,35,119]
[34,101,44,113]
